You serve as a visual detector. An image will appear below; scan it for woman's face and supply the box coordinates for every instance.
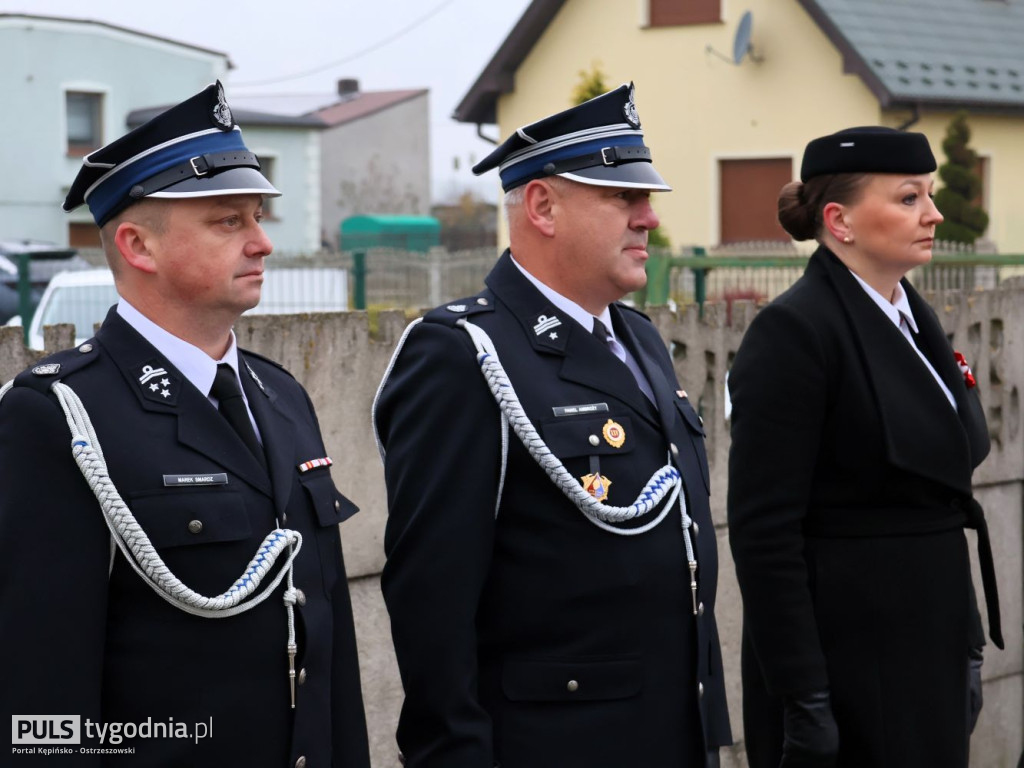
[842,173,944,273]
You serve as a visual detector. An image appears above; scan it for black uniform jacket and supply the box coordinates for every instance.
[727,246,1000,768]
[0,309,370,768]
[375,251,732,768]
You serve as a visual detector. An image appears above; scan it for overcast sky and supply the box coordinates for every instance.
[14,0,534,203]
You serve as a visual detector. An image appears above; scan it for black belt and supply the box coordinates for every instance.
[963,497,1004,649]
[805,501,1003,649]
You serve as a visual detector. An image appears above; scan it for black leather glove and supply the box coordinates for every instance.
[779,689,839,767]
[969,647,984,733]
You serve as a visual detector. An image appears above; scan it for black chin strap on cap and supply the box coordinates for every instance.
[128,151,262,200]
[541,145,652,176]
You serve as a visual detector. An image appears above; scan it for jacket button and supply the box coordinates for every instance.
[588,435,600,446]
[295,588,306,607]
[476,297,489,306]
[670,442,679,456]
[691,520,699,537]
[295,757,307,768]
[334,499,341,512]
[78,343,93,353]
[566,680,579,692]
[698,602,705,617]
[187,520,203,534]
[698,682,704,699]
[298,668,307,685]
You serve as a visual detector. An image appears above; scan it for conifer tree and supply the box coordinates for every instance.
[571,63,608,105]
[934,112,988,244]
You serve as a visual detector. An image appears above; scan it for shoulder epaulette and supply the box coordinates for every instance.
[12,338,101,395]
[616,301,651,322]
[423,291,496,328]
[239,348,290,375]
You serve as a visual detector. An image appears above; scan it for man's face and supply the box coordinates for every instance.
[147,194,272,323]
[550,180,660,313]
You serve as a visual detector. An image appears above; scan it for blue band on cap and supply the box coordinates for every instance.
[87,129,248,226]
[498,134,647,191]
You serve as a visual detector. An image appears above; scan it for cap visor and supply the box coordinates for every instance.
[147,167,281,199]
[560,162,671,191]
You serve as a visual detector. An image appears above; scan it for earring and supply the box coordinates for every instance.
[843,235,852,244]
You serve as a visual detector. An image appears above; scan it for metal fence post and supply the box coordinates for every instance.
[692,246,708,318]
[644,250,671,306]
[428,247,443,308]
[352,251,367,310]
[16,252,32,346]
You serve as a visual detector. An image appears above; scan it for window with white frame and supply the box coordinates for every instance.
[66,91,103,156]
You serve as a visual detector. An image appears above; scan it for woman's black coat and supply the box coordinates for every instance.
[727,246,1001,768]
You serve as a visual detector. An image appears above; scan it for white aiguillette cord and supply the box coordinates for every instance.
[455,319,701,614]
[0,379,304,707]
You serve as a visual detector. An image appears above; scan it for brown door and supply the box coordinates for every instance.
[719,158,792,244]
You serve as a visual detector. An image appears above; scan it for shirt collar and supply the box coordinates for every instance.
[510,253,615,338]
[847,269,919,333]
[116,298,240,397]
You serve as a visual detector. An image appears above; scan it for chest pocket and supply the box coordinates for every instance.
[674,398,710,493]
[129,489,251,549]
[540,415,636,458]
[299,470,359,596]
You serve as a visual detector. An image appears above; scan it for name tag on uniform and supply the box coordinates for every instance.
[163,473,229,487]
[552,402,609,417]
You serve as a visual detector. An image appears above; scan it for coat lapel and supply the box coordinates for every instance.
[903,285,990,468]
[485,251,657,423]
[238,356,299,517]
[96,310,273,497]
[815,248,974,493]
[611,305,672,426]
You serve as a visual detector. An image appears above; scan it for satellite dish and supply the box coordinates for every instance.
[733,11,755,64]
[729,10,761,65]
[706,10,763,66]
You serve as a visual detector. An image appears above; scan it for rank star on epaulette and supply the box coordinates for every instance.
[32,363,61,376]
[134,361,180,405]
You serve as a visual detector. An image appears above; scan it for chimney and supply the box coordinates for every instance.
[337,78,359,96]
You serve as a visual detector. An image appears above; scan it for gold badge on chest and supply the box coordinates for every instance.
[602,419,625,448]
[581,472,612,501]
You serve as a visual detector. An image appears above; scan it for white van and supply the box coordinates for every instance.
[10,267,349,350]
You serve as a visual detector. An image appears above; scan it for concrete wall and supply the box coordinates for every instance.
[1,287,1020,767]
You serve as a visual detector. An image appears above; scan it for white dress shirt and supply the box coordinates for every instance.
[510,255,657,404]
[847,270,956,410]
[116,298,263,440]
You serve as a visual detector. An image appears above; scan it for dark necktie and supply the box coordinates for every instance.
[592,318,615,349]
[592,318,657,407]
[210,363,266,468]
